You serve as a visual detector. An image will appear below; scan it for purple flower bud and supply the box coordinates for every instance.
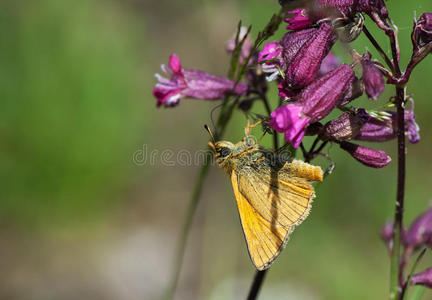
[226,26,254,65]
[323,109,370,141]
[300,64,355,122]
[340,141,391,168]
[411,267,432,288]
[354,107,420,144]
[404,208,432,249]
[285,8,312,30]
[318,52,340,77]
[258,42,284,81]
[269,104,310,148]
[362,56,385,100]
[417,13,432,44]
[357,0,388,19]
[285,22,337,89]
[380,221,406,253]
[405,107,420,143]
[153,54,248,107]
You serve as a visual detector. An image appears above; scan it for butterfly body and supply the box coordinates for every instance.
[210,136,323,270]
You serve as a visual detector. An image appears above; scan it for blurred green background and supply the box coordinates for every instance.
[1,0,431,299]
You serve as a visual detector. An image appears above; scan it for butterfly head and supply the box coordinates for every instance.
[208,140,235,168]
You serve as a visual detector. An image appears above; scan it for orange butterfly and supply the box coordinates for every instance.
[207,124,323,270]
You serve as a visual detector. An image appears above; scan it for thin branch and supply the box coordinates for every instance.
[247,270,268,300]
[363,25,394,72]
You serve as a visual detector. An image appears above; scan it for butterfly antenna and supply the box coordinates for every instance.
[204,124,216,142]
[209,103,225,133]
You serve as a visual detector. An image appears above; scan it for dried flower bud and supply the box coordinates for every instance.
[281,28,318,68]
[417,13,432,44]
[404,208,432,249]
[340,141,391,168]
[361,55,385,100]
[323,109,370,141]
[339,77,364,106]
[286,22,337,89]
[411,267,432,288]
[300,64,355,122]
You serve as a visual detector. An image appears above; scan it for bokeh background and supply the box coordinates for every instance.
[1,0,432,299]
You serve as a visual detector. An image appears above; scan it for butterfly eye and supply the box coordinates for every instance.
[219,147,231,158]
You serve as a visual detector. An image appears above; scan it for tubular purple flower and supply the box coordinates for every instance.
[380,221,407,252]
[226,26,254,65]
[286,22,337,88]
[153,54,248,107]
[322,109,370,141]
[416,13,432,44]
[269,104,310,148]
[258,28,318,81]
[285,8,312,30]
[340,141,391,168]
[404,207,432,249]
[411,267,432,288]
[258,42,284,81]
[270,64,354,148]
[300,64,355,121]
[354,106,420,143]
[362,56,385,100]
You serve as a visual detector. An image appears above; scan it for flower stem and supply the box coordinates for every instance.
[389,84,406,300]
[247,269,268,300]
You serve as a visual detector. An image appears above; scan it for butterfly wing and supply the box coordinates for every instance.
[231,158,323,269]
[238,159,323,228]
[231,171,293,270]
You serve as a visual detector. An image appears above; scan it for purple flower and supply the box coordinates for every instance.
[318,52,340,77]
[285,22,336,89]
[258,42,284,81]
[416,13,432,44]
[269,104,310,148]
[258,28,317,81]
[404,208,432,249]
[354,106,420,144]
[271,64,354,147]
[153,54,248,107]
[340,141,391,168]
[362,55,385,100]
[285,8,312,30]
[323,109,370,141]
[411,267,432,288]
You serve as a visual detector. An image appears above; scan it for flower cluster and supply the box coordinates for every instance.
[152,1,428,169]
